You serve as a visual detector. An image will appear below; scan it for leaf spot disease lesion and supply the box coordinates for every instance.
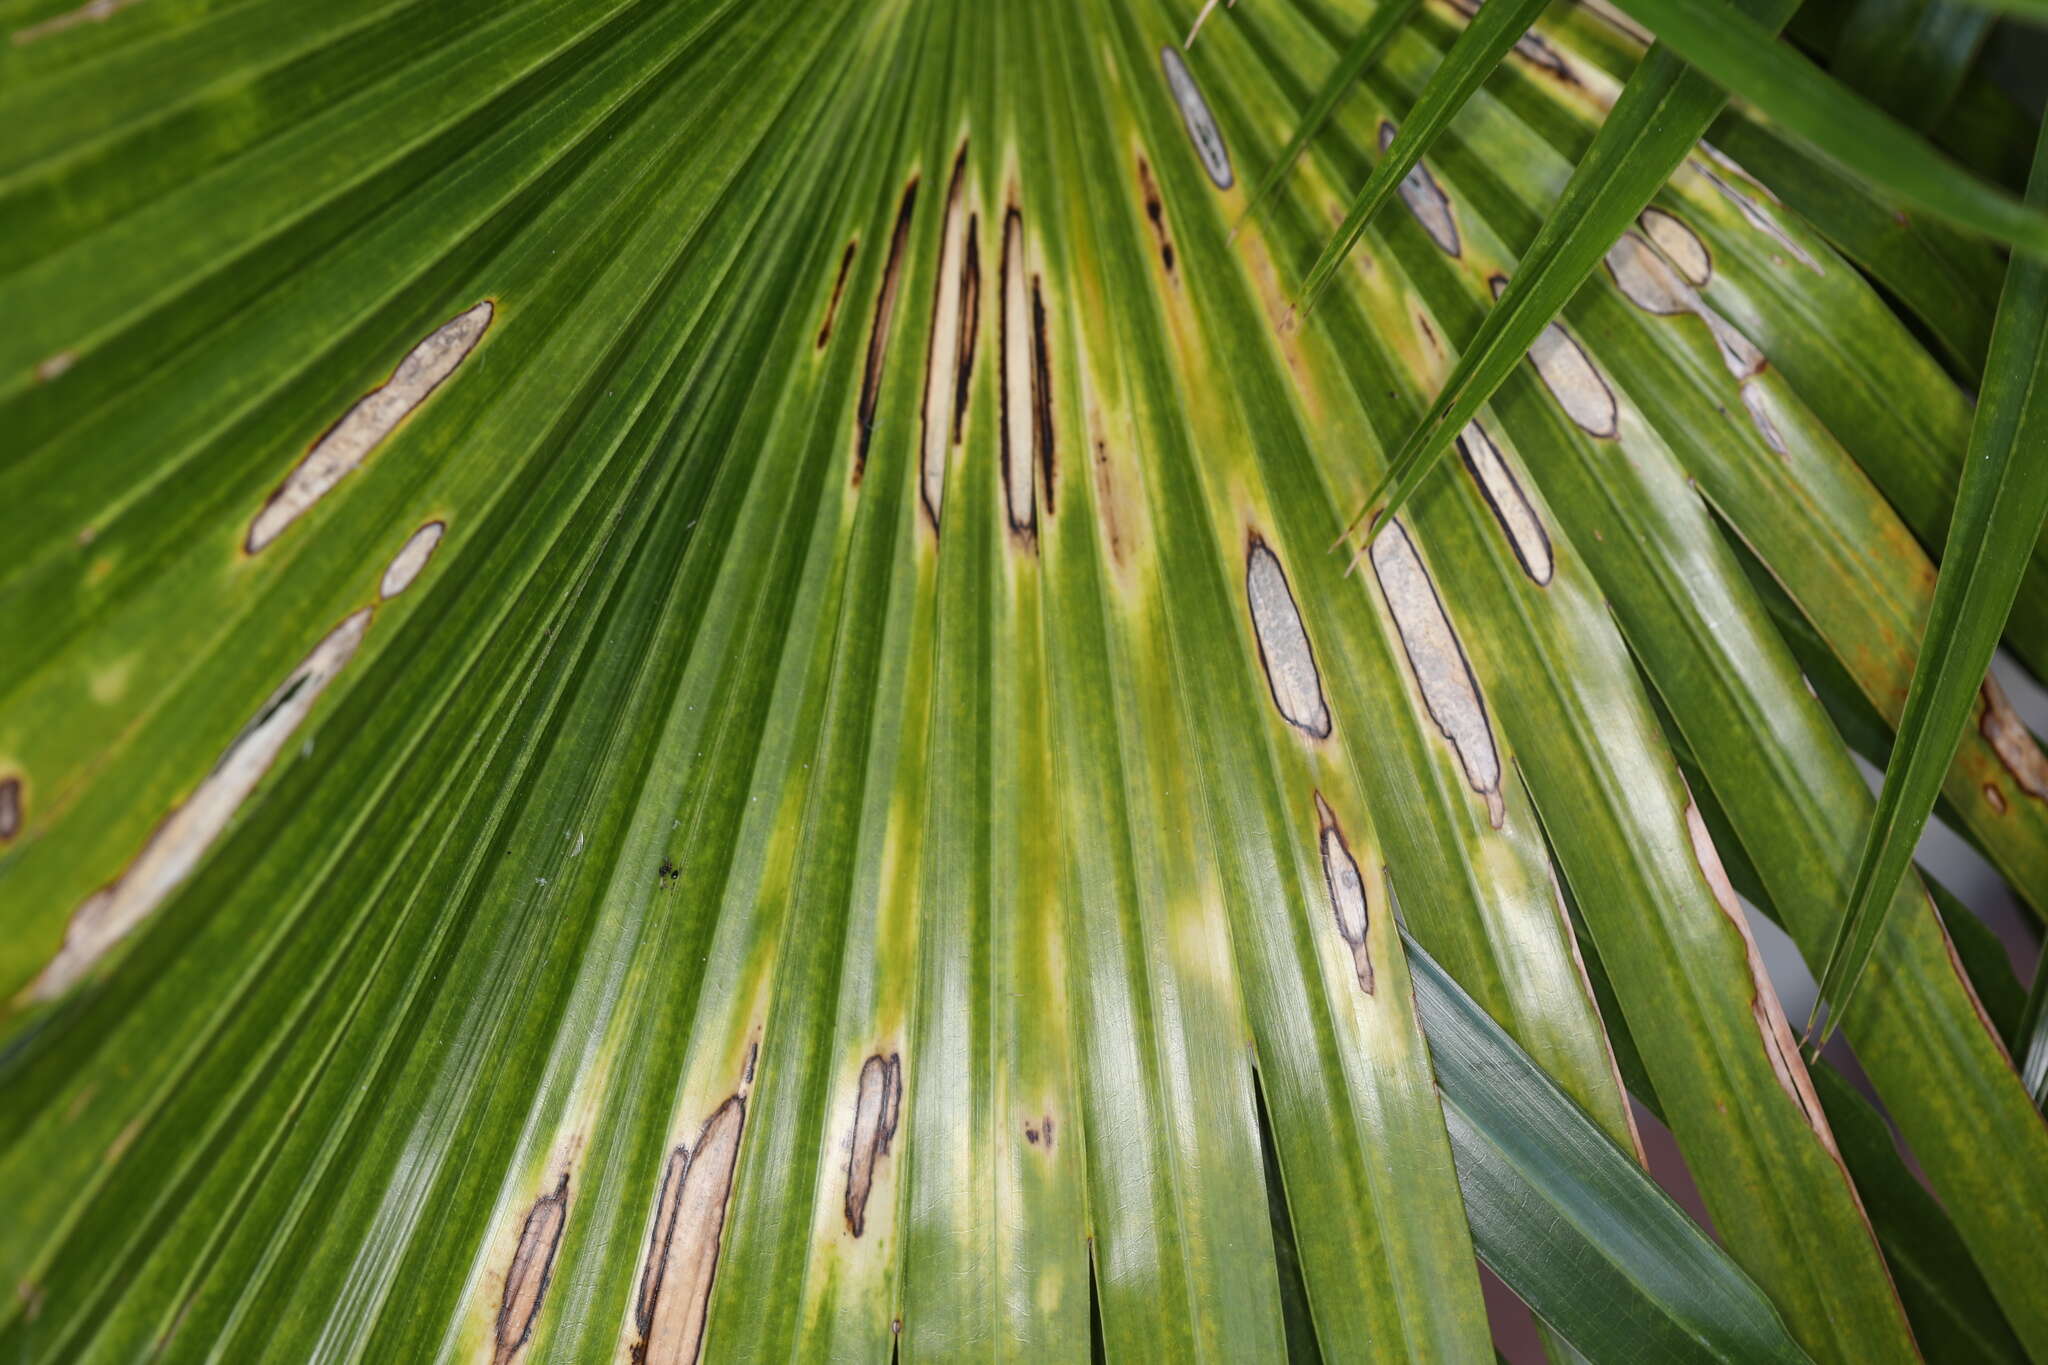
[1981,675,2048,801]
[1456,422,1552,585]
[843,1052,902,1237]
[1245,532,1332,740]
[492,1174,569,1365]
[856,178,920,485]
[917,142,976,533]
[0,775,21,843]
[1683,803,1839,1146]
[999,205,1056,543]
[378,520,445,600]
[1639,208,1712,287]
[634,1066,752,1365]
[1160,46,1234,189]
[1022,1113,1056,1148]
[817,239,858,350]
[1369,520,1504,828]
[1604,231,1790,453]
[1488,274,1617,440]
[246,303,492,554]
[1314,793,1374,994]
[1377,122,1460,257]
[1135,154,1178,281]
[25,609,372,1002]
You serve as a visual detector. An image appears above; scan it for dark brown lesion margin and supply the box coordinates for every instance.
[493,1173,569,1365]
[843,1052,903,1237]
[916,140,973,534]
[817,239,859,350]
[855,179,921,484]
[951,218,981,446]
[1135,154,1178,280]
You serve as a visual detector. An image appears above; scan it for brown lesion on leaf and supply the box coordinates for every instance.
[1135,154,1179,282]
[1980,675,2048,801]
[0,775,21,843]
[951,220,981,446]
[1314,793,1374,994]
[493,1174,569,1365]
[917,141,974,533]
[856,179,921,486]
[633,1060,753,1365]
[817,239,859,350]
[1159,45,1234,189]
[1682,803,1840,1149]
[246,302,493,554]
[843,1052,902,1237]
[1639,208,1712,287]
[1092,431,1126,565]
[1031,281,1057,516]
[1456,422,1552,585]
[999,205,1050,544]
[1245,531,1333,740]
[815,239,856,349]
[1022,1113,1056,1148]
[1368,520,1505,827]
[1376,122,1461,257]
[24,609,371,1004]
[378,520,446,601]
[1488,273,1618,440]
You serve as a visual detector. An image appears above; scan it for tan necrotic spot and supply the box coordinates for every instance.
[1605,232,1763,380]
[635,1092,747,1365]
[856,179,920,483]
[842,1052,902,1237]
[1245,533,1331,739]
[247,303,491,554]
[1160,46,1233,189]
[998,207,1055,541]
[378,520,445,600]
[1369,520,1504,827]
[1455,421,1551,585]
[0,776,20,842]
[817,239,858,350]
[493,1175,568,1365]
[918,144,975,532]
[1314,793,1374,994]
[1489,274,1616,439]
[1000,209,1037,537]
[27,609,371,1002]
[1376,122,1460,257]
[1683,803,1837,1145]
[1639,208,1712,287]
[1605,232,1790,455]
[1981,675,2048,800]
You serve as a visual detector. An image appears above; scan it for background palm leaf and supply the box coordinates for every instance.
[2,0,2044,1360]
